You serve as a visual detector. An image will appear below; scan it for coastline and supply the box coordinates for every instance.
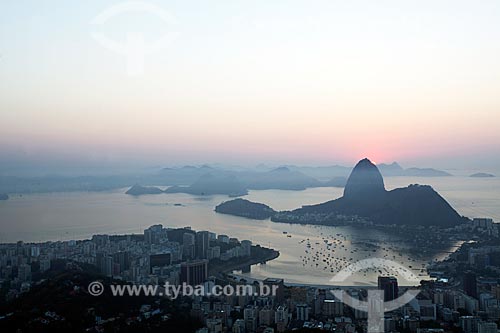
[209,248,280,276]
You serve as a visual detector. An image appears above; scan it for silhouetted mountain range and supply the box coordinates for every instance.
[0,161,453,195]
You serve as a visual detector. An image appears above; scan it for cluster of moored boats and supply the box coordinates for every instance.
[284,230,429,278]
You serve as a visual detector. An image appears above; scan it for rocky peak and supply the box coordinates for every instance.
[343,158,386,199]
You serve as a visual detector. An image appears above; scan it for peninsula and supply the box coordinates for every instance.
[216,158,468,228]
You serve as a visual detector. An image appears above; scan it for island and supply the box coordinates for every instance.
[215,198,276,220]
[470,172,495,178]
[125,184,163,195]
[216,158,468,228]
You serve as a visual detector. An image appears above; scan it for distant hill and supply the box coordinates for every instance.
[404,167,452,177]
[321,176,347,187]
[215,199,276,219]
[0,193,8,200]
[125,184,163,195]
[243,167,322,190]
[165,173,248,197]
[378,162,452,177]
[286,165,352,180]
[156,165,223,185]
[470,172,495,178]
[217,158,467,228]
[377,162,404,174]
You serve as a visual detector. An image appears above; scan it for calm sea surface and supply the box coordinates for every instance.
[1,176,499,286]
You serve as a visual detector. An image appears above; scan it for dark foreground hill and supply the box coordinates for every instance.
[0,262,202,332]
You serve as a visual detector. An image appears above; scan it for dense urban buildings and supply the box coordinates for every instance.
[378,276,399,302]
[181,260,209,286]
[1,220,500,332]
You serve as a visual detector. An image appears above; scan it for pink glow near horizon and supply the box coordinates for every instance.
[1,0,500,168]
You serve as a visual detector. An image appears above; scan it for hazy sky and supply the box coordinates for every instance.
[1,0,500,173]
